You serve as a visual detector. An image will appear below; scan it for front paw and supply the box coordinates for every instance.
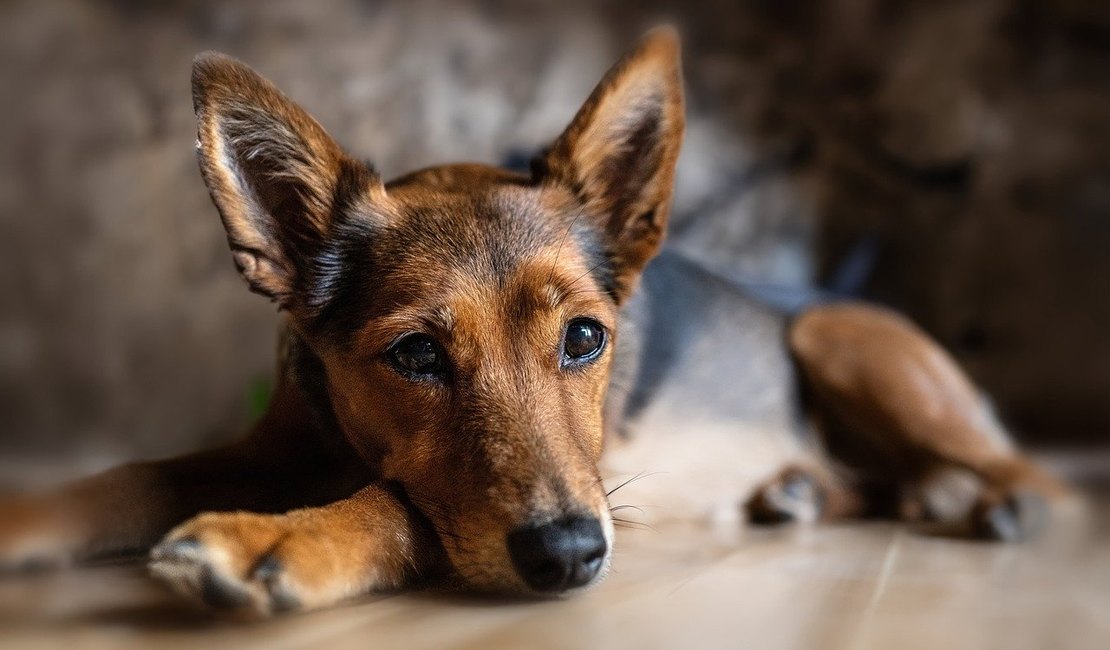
[149,511,381,616]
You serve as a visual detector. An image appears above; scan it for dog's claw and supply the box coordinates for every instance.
[253,555,282,581]
[148,511,354,616]
[200,566,253,609]
[745,468,825,525]
[149,518,285,616]
[973,490,1047,542]
[250,555,301,612]
[150,536,199,561]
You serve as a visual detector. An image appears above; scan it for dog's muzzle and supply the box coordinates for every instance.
[506,516,607,592]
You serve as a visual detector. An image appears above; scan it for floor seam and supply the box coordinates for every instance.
[847,529,902,650]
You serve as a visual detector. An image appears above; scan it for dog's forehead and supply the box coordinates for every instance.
[311,164,619,344]
[383,185,555,270]
[317,171,613,335]
[369,172,602,290]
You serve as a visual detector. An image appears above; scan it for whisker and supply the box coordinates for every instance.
[606,470,664,497]
[547,207,589,286]
[606,471,647,497]
[611,517,655,532]
[609,504,645,515]
[569,259,609,288]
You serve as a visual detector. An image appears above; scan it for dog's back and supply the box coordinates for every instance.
[617,250,803,433]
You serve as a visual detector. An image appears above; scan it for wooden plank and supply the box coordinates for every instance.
[0,517,1105,650]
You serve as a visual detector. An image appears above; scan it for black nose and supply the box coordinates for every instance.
[507,516,607,592]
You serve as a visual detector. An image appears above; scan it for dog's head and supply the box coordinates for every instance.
[191,29,683,594]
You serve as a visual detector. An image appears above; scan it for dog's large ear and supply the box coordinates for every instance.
[192,52,381,308]
[539,27,685,301]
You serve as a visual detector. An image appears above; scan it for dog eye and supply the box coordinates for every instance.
[563,318,606,364]
[388,333,445,378]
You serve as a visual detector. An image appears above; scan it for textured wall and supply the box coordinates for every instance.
[0,0,1106,461]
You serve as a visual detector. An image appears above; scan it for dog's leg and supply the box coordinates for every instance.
[0,379,364,570]
[788,303,1069,541]
[744,463,875,525]
[149,483,444,616]
[0,443,257,570]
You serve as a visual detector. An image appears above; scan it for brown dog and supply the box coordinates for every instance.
[0,28,1067,615]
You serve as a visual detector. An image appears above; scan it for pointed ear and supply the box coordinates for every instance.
[191,52,382,308]
[538,27,685,301]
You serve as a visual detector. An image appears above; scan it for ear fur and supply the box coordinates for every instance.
[539,27,685,301]
[192,52,381,307]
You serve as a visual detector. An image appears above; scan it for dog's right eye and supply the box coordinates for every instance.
[388,333,445,379]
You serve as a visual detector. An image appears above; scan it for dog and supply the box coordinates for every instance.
[0,28,1068,616]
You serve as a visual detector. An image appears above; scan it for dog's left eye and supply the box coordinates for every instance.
[388,333,445,378]
[563,318,606,365]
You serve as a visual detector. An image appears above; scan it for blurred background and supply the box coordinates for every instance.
[0,0,1106,468]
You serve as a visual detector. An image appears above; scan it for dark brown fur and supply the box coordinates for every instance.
[0,29,1068,616]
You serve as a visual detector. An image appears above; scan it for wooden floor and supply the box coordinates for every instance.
[1,503,1106,650]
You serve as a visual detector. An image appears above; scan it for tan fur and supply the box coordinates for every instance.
[784,303,1070,533]
[318,235,620,590]
[150,484,437,615]
[0,29,1067,616]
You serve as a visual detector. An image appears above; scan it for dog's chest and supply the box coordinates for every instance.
[600,252,815,523]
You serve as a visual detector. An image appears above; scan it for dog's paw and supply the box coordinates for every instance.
[970,488,1048,542]
[0,497,74,573]
[745,467,825,525]
[150,511,369,616]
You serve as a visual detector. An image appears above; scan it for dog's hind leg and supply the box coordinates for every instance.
[787,303,1069,541]
[0,376,367,571]
[744,463,875,525]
